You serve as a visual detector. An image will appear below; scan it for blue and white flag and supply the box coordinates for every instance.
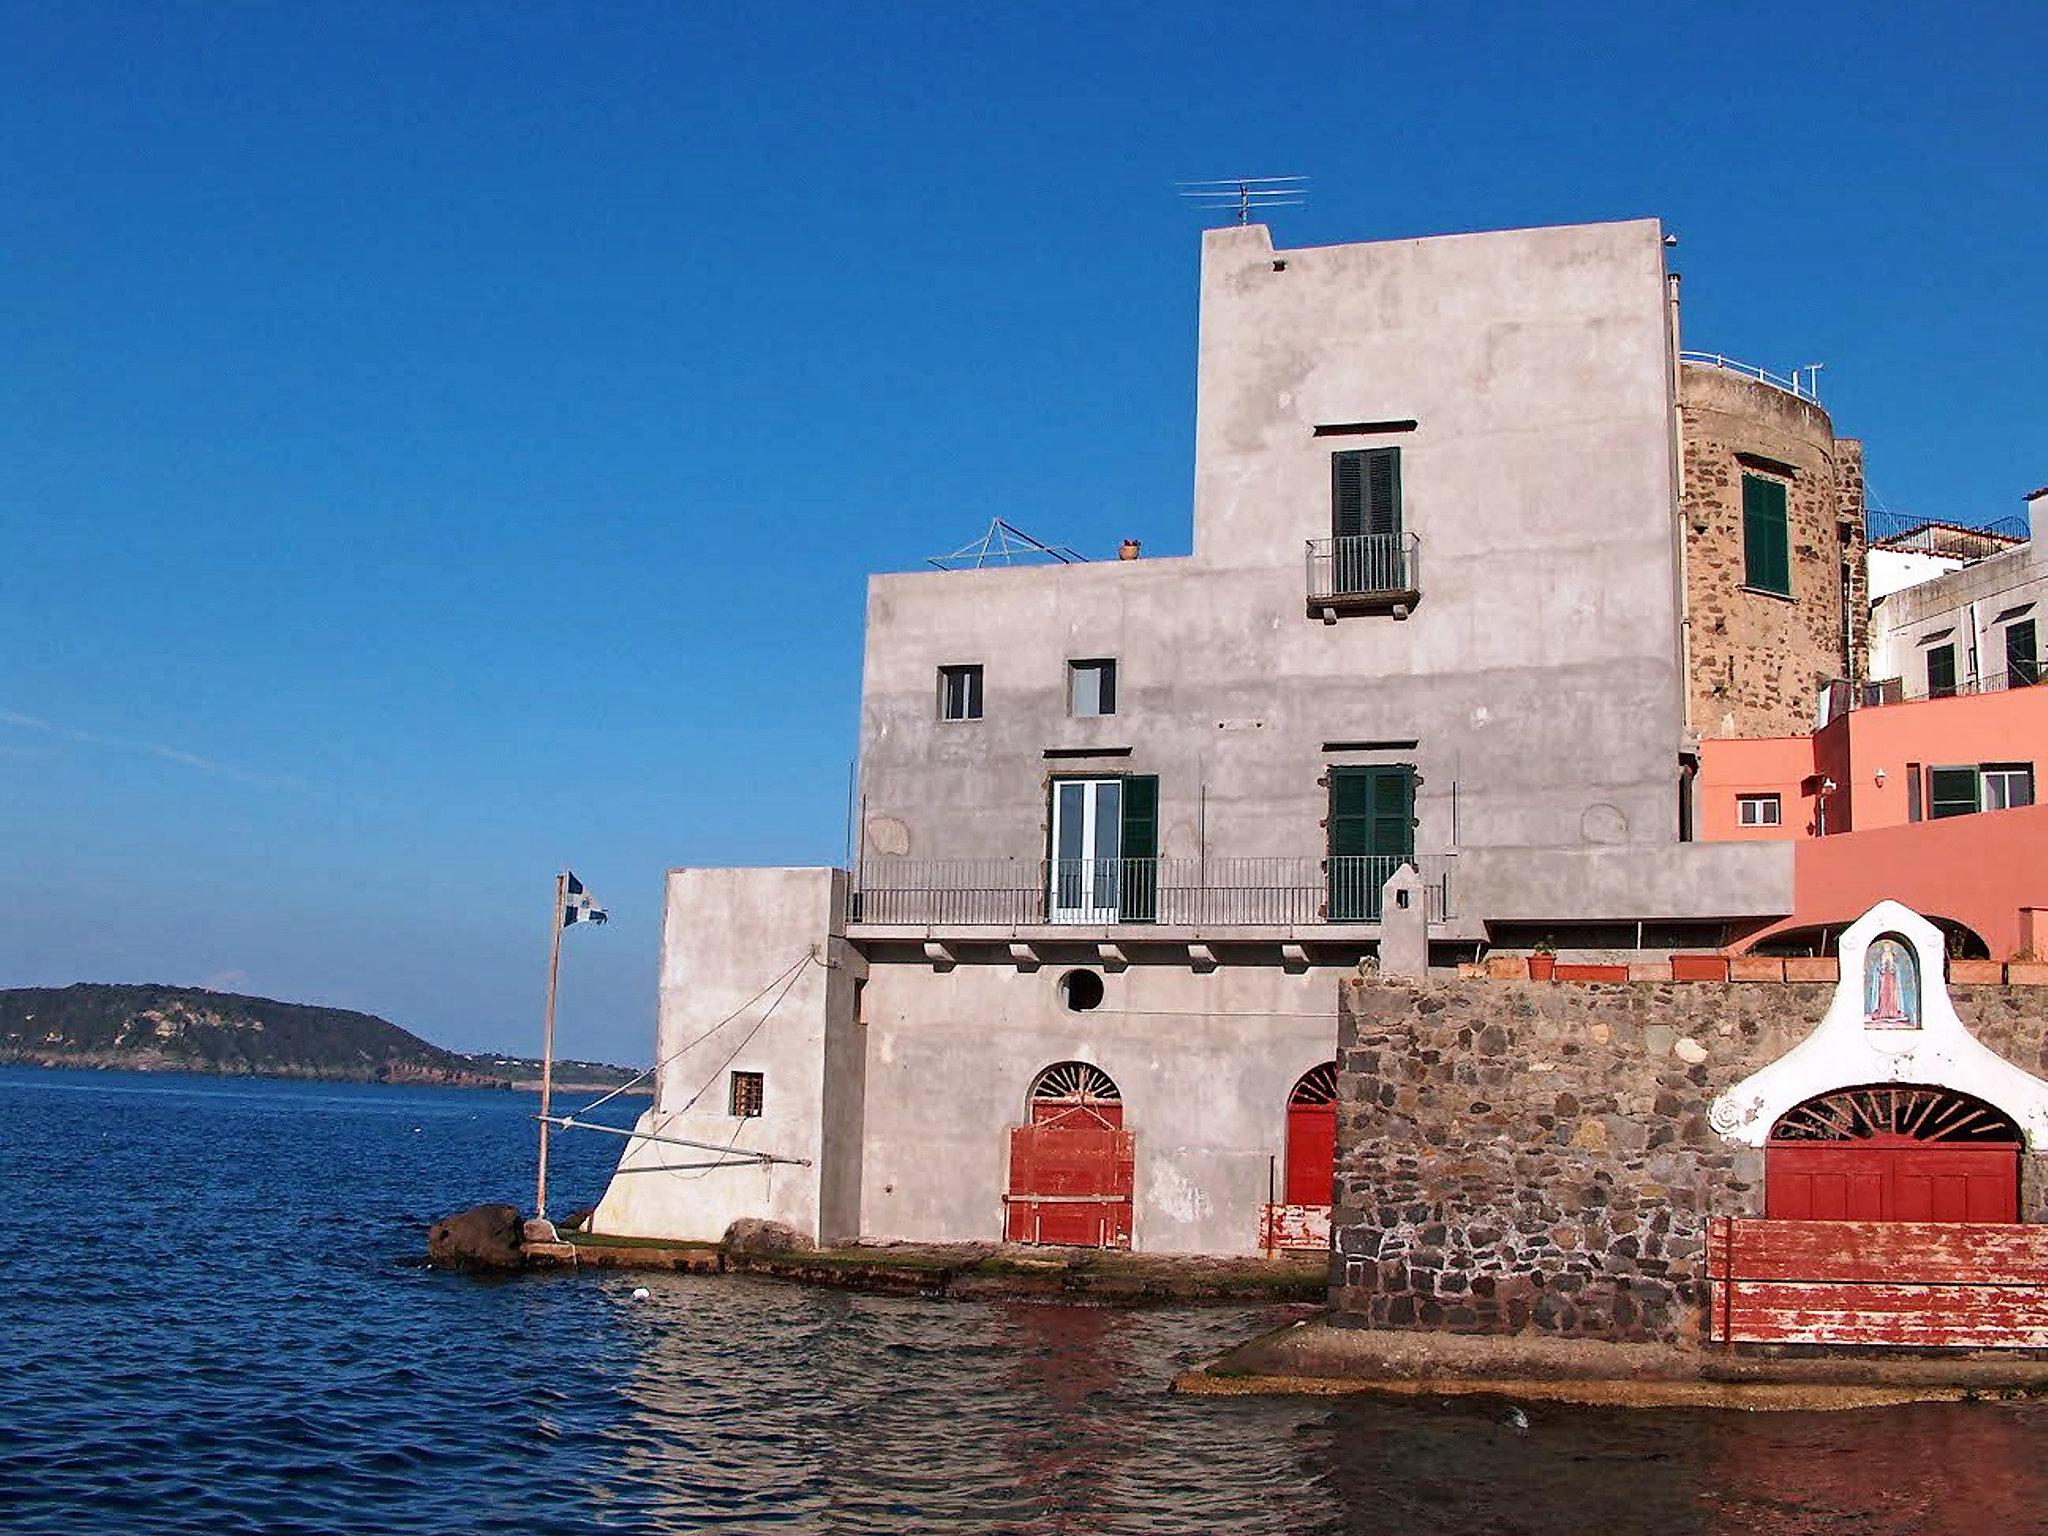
[563,872,607,927]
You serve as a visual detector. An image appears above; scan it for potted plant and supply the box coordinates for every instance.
[1527,939,1557,982]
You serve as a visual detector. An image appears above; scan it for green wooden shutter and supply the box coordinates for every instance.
[1332,452,1367,538]
[1118,774,1158,922]
[1929,767,1981,819]
[2008,621,2038,688]
[1927,644,1957,699]
[1328,766,1414,921]
[1742,474,1790,595]
[1366,448,1402,537]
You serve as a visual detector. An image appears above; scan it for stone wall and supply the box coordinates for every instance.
[1680,363,1866,739]
[1330,977,2048,1345]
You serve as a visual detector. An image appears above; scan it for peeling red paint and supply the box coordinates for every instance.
[1708,1217,2048,1347]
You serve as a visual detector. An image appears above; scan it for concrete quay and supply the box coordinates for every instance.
[530,1230,1326,1306]
[1176,1314,2048,1411]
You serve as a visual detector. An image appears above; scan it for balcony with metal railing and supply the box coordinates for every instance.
[849,853,1454,933]
[1843,667,2042,712]
[1305,532,1420,618]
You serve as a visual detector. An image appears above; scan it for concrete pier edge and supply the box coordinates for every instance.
[1174,1314,2048,1411]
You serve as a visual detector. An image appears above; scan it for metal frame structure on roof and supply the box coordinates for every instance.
[927,518,1089,570]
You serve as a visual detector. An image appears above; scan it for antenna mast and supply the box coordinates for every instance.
[1177,176,1309,226]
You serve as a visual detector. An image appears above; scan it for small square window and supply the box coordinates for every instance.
[729,1071,764,1118]
[938,664,983,722]
[1068,658,1117,717]
[1737,794,1781,827]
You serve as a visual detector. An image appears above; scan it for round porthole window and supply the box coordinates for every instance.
[1059,970,1105,1012]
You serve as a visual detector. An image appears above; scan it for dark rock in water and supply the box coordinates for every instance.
[722,1217,813,1256]
[560,1207,595,1233]
[428,1204,526,1270]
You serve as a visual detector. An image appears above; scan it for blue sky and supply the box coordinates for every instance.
[3,2,2042,1063]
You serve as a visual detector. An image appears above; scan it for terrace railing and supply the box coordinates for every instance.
[851,854,1453,928]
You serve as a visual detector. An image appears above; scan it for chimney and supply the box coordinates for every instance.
[1118,539,1141,561]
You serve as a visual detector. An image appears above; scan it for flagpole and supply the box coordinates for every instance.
[535,869,567,1220]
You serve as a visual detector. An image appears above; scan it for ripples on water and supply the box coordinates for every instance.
[4,1066,2046,1534]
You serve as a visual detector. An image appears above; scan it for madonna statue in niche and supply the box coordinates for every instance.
[1864,935,1920,1030]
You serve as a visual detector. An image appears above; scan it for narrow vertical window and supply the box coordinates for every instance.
[938,664,983,722]
[1068,659,1117,718]
[729,1071,764,1117]
[1926,644,1957,699]
[1906,762,1922,822]
[1741,473,1791,595]
[2007,620,2038,689]
[1331,448,1402,539]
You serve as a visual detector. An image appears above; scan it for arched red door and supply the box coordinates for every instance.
[1285,1062,1339,1206]
[1005,1062,1133,1248]
[1766,1085,2020,1222]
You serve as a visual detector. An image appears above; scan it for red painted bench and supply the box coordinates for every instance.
[1707,1217,2048,1348]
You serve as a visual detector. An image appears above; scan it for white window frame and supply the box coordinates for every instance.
[937,664,983,723]
[1737,794,1782,828]
[1983,764,2035,812]
[1048,778,1123,923]
[1067,658,1118,719]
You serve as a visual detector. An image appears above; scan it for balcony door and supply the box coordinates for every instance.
[1051,778,1123,923]
[1328,765,1414,922]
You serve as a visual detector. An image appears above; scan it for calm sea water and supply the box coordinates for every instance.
[4,1066,2046,1535]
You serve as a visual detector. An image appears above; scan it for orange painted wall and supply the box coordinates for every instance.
[1699,686,2048,840]
[1839,687,2048,829]
[1736,803,2048,959]
[1696,735,1819,840]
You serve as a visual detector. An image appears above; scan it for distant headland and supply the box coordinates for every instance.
[0,982,645,1093]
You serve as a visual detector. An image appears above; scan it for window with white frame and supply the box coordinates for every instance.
[1737,794,1782,827]
[937,664,983,722]
[1983,764,2035,811]
[1068,658,1117,718]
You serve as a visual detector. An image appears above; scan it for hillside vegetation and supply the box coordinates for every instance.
[0,983,641,1090]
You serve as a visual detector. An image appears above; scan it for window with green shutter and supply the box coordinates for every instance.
[1327,765,1414,922]
[1117,774,1158,923]
[1929,766,1981,819]
[1741,473,1791,595]
[1332,448,1402,539]
[1926,644,1957,699]
[2007,620,2038,688]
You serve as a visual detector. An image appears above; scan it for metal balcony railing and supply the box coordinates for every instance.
[850,854,1453,928]
[1305,533,1420,610]
[1842,667,2042,712]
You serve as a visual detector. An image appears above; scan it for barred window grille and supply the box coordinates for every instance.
[729,1070,765,1118]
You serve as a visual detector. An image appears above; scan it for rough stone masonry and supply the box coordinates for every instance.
[1330,978,2048,1345]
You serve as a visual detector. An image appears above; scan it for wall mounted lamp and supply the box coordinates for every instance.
[1875,768,1888,788]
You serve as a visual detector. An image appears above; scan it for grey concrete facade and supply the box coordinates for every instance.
[592,218,1808,1257]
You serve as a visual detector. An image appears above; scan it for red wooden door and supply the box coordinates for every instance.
[1006,1098,1133,1247]
[1767,1139,2017,1223]
[1285,1102,1337,1206]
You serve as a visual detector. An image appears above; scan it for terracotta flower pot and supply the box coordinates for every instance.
[1527,954,1556,981]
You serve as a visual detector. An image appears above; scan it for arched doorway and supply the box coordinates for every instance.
[1285,1062,1339,1206]
[1766,1085,2021,1222]
[1004,1062,1134,1248]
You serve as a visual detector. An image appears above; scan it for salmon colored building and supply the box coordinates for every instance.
[1700,686,2048,957]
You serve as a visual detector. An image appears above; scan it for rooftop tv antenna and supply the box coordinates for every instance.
[927,517,1089,571]
[1177,176,1309,226]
